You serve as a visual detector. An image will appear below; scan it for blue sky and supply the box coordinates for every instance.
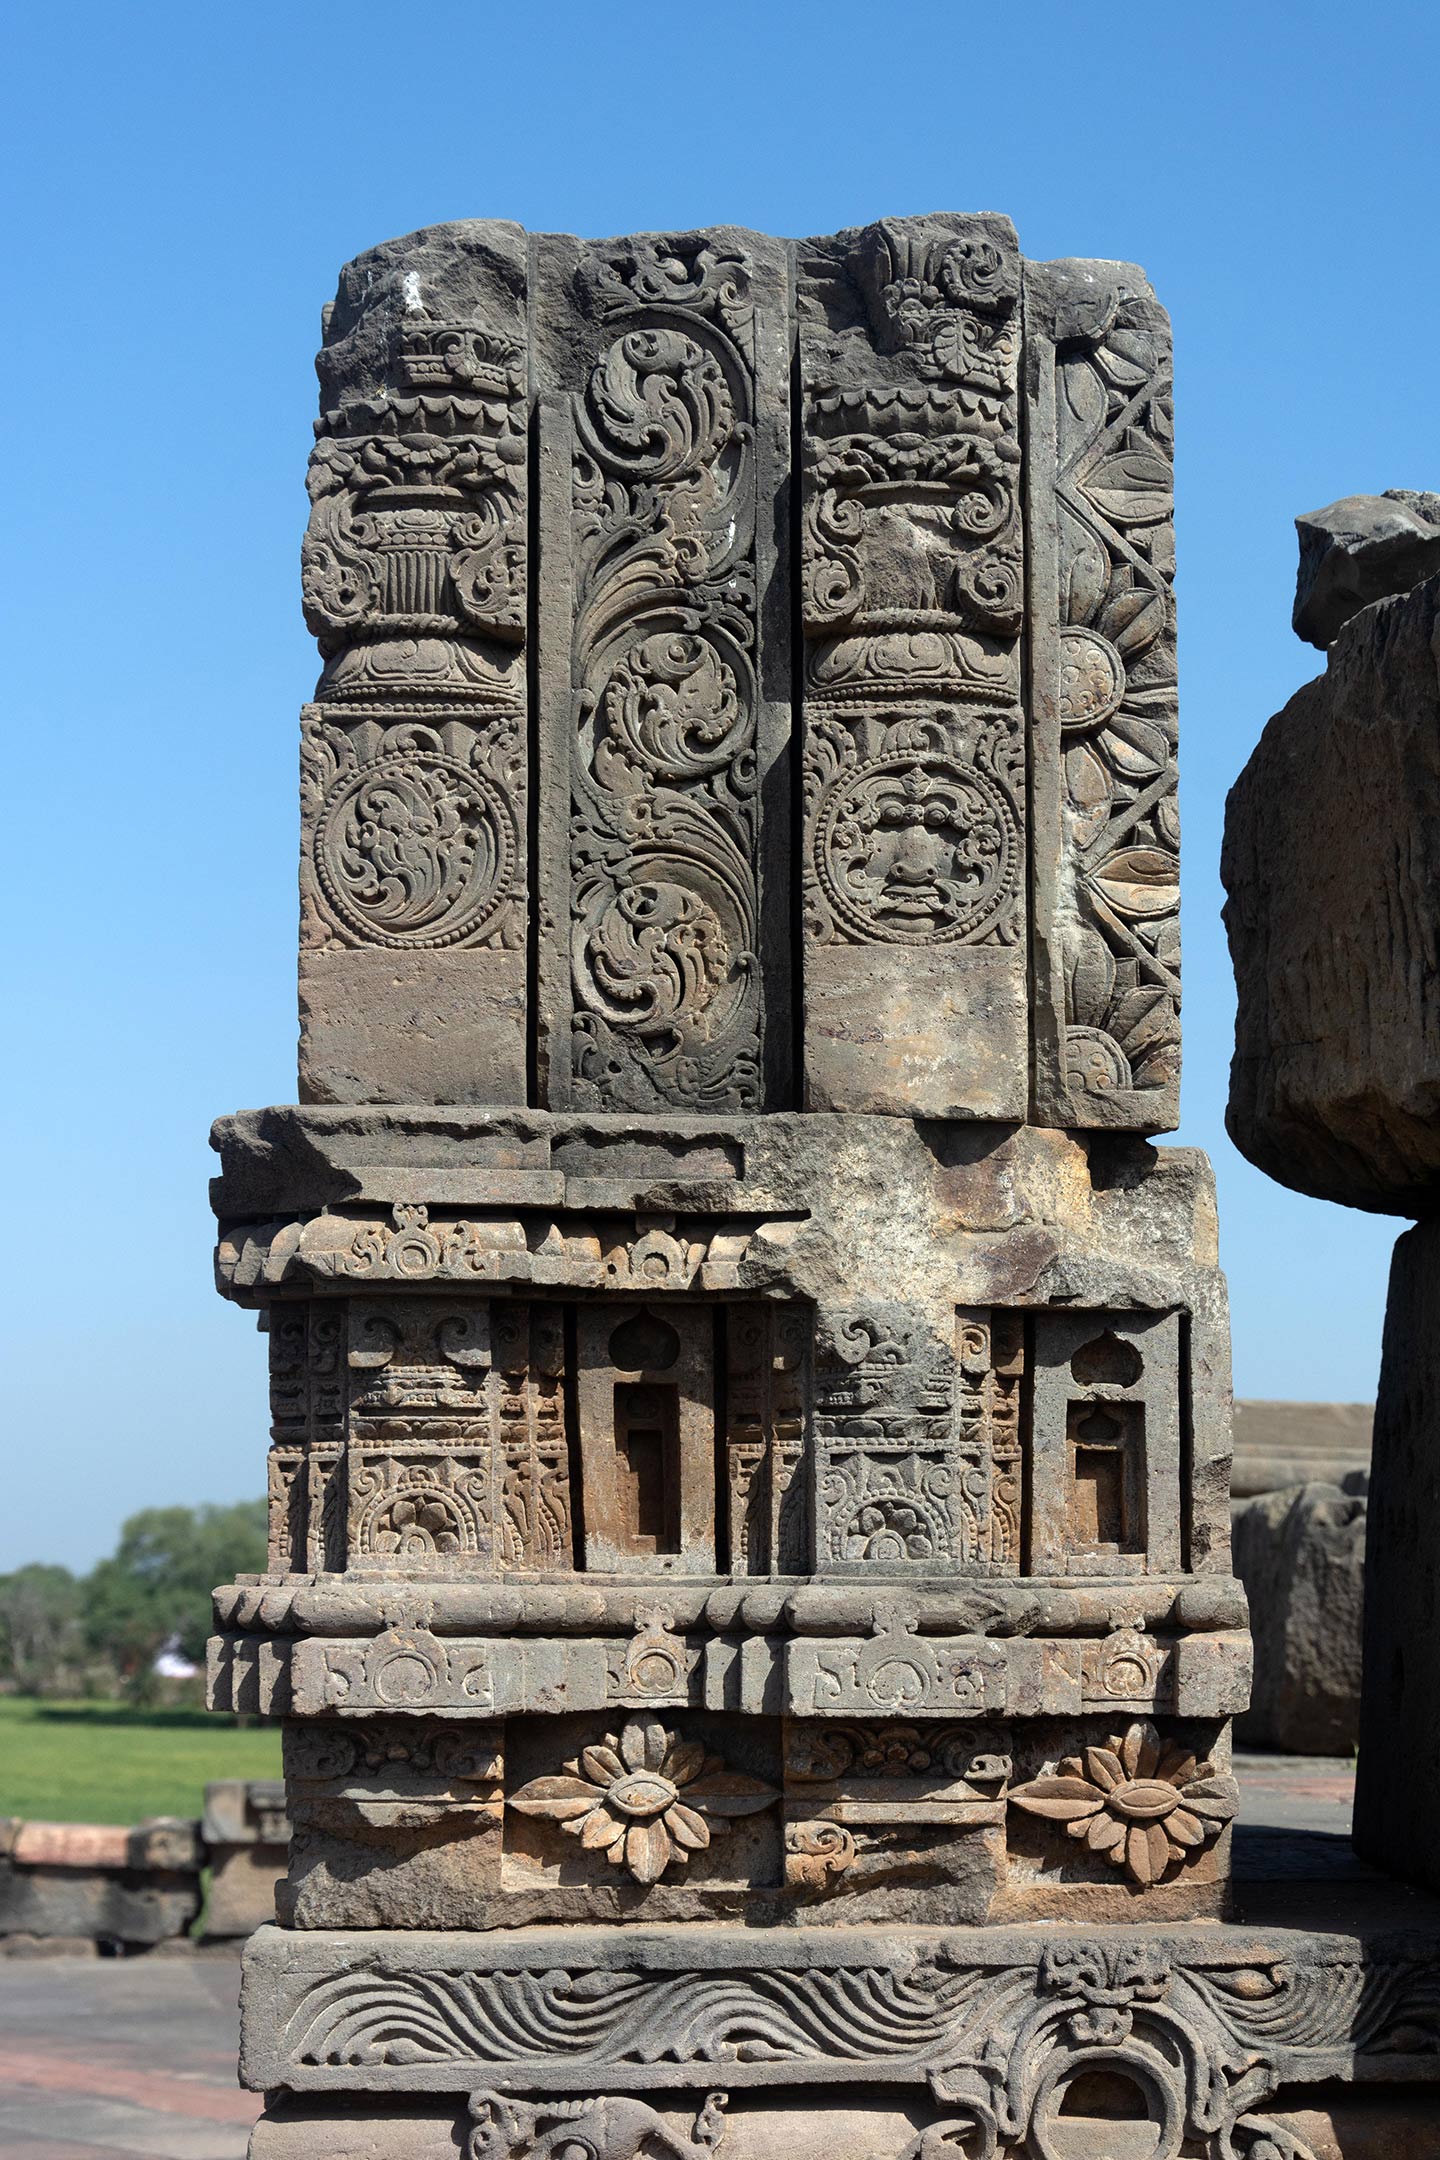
[5,0,1432,1569]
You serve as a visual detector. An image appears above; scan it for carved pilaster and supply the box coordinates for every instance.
[534,230,792,1111]
[298,225,530,1103]
[1025,258,1180,1129]
[798,216,1027,1115]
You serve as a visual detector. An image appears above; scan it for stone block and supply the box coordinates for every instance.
[208,1843,284,1938]
[1293,489,1440,648]
[240,2091,1440,2160]
[1233,1482,1365,1754]
[0,1859,199,1946]
[203,1781,290,1938]
[299,950,528,1107]
[1224,570,1440,1212]
[209,208,1440,2158]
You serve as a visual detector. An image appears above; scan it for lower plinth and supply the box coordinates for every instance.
[239,1889,1440,2159]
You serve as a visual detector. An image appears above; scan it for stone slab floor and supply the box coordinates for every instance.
[0,1757,1363,2158]
[0,1949,258,2157]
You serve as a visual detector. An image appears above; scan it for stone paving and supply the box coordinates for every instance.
[0,1949,258,2158]
[0,1755,1359,2159]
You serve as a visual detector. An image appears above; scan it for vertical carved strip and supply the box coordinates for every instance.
[724,1304,812,1575]
[266,1304,347,1572]
[957,1307,1024,1575]
[798,216,1028,1116]
[493,1301,574,1571]
[298,225,530,1104]
[535,231,790,1110]
[1025,260,1180,1129]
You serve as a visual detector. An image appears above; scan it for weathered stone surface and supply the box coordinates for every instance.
[1231,1398,1372,1497]
[0,1814,202,1949]
[1025,259,1181,1135]
[295,216,1180,1127]
[1354,1217,1440,1891]
[1224,569,1440,1212]
[236,1915,1440,2158]
[213,211,1440,2160]
[1294,489,1440,648]
[1232,1481,1365,1754]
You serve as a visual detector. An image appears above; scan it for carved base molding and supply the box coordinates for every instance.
[240,1917,1440,2157]
[246,2088,1440,2160]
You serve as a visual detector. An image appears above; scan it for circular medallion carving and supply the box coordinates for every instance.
[1058,627,1125,732]
[814,751,1019,945]
[316,749,516,947]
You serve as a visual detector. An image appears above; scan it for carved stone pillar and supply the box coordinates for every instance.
[207,218,1440,2160]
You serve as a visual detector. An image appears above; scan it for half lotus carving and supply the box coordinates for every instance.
[1008,1719,1238,1884]
[507,1714,777,1884]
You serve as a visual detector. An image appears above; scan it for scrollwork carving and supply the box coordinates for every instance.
[564,239,767,1110]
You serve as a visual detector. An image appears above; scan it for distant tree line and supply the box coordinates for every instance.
[0,1501,266,1703]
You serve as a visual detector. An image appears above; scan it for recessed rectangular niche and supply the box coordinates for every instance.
[1066,1400,1145,1556]
[576,1304,716,1574]
[613,1382,681,1555]
[1028,1311,1182,1578]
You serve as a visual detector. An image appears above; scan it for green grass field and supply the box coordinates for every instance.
[0,1697,282,1824]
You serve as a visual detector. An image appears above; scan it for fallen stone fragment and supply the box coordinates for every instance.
[1224,570,1440,1212]
[1293,489,1440,648]
[1232,1480,1365,1754]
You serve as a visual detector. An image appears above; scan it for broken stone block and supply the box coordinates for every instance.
[1293,489,1440,648]
[1224,570,1440,1213]
[202,1779,290,1938]
[1232,1481,1365,1754]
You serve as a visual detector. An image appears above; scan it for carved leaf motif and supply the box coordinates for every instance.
[1061,358,1107,440]
[1094,326,1156,389]
[1065,924,1116,1029]
[1091,847,1180,921]
[1065,527,1109,626]
[508,1776,599,1823]
[684,1769,779,1818]
[1099,584,1167,658]
[1107,987,1176,1063]
[1065,743,1111,836]
[1008,1775,1103,1823]
[1103,713,1169,779]
[1085,448,1172,527]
